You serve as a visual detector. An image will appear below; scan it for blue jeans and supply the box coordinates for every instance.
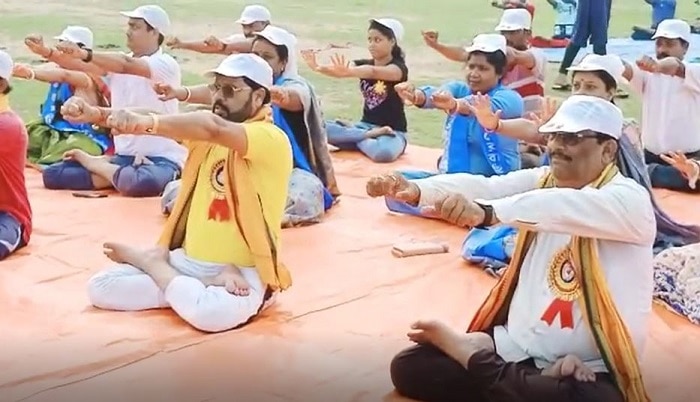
[645,149,700,193]
[0,212,23,260]
[42,154,181,197]
[326,120,407,163]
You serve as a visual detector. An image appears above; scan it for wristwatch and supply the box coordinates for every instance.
[474,202,493,229]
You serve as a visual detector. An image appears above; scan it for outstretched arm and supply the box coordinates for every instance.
[482,180,656,244]
[428,43,468,63]
[15,65,92,89]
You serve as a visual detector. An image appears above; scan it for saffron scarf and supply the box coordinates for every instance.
[467,163,650,402]
[158,105,292,291]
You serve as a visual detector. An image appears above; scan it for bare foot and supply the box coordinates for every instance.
[366,126,394,139]
[103,242,169,269]
[542,355,596,382]
[407,320,495,367]
[64,149,106,170]
[201,265,250,296]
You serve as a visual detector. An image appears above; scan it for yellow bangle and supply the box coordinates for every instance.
[147,112,160,134]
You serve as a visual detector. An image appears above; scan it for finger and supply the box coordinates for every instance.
[659,154,675,164]
[419,206,440,218]
[440,196,459,220]
[446,200,466,224]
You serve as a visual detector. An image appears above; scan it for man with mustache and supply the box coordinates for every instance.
[166,4,272,55]
[60,53,293,333]
[622,19,700,192]
[38,5,187,198]
[368,95,653,402]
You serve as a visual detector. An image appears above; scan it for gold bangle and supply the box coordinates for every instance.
[147,113,160,134]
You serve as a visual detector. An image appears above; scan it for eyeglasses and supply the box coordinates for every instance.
[210,83,250,98]
[544,131,602,146]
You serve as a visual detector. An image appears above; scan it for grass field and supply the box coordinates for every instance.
[1,0,699,147]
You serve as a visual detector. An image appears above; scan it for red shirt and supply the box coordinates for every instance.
[0,108,32,244]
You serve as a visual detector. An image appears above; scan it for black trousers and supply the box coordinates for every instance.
[390,343,624,402]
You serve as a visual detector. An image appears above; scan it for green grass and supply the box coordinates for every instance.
[4,0,700,147]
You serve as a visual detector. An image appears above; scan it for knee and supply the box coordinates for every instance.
[42,162,92,190]
[114,166,172,197]
[86,270,121,309]
[370,150,399,163]
[183,302,254,333]
[389,348,422,397]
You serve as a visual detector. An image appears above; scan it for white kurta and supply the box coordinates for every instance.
[413,167,656,372]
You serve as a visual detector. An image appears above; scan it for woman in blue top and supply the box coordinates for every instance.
[382,33,524,218]
[301,18,408,163]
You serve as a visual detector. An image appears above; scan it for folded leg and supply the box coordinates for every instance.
[113,157,180,197]
[0,212,23,260]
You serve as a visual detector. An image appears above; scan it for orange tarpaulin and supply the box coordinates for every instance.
[2,145,700,402]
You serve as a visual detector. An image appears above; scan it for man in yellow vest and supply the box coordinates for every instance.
[368,95,653,402]
[60,53,293,333]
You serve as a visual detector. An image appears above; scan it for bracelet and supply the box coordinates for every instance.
[182,87,192,102]
[27,69,36,80]
[448,99,459,115]
[146,113,160,134]
[219,42,227,52]
[485,119,502,133]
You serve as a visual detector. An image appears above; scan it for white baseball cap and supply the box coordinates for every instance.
[495,8,532,32]
[253,26,299,76]
[0,50,13,82]
[236,5,272,25]
[652,19,691,43]
[464,33,508,56]
[370,18,404,41]
[120,5,171,35]
[206,53,273,89]
[539,95,623,140]
[568,54,627,85]
[54,26,94,49]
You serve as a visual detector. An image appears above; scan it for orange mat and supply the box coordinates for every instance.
[2,145,700,402]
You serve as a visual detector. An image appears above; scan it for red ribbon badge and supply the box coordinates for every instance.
[208,197,230,221]
[540,299,574,329]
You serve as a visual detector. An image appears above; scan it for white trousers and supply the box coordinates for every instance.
[87,248,275,333]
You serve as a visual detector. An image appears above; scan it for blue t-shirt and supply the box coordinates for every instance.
[651,0,676,28]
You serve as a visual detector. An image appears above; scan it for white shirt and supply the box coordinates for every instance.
[630,62,700,155]
[554,0,577,26]
[413,167,655,371]
[106,48,188,166]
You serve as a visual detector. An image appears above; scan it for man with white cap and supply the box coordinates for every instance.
[14,25,112,166]
[621,19,700,193]
[0,50,32,261]
[421,8,546,113]
[167,4,272,55]
[61,53,293,333]
[157,25,339,226]
[39,4,186,199]
[382,95,653,402]
[465,53,700,269]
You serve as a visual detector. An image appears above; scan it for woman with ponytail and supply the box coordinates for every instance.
[301,18,409,163]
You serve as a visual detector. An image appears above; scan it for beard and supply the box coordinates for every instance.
[656,52,670,59]
[212,99,253,123]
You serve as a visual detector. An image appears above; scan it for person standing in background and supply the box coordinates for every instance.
[552,0,612,91]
